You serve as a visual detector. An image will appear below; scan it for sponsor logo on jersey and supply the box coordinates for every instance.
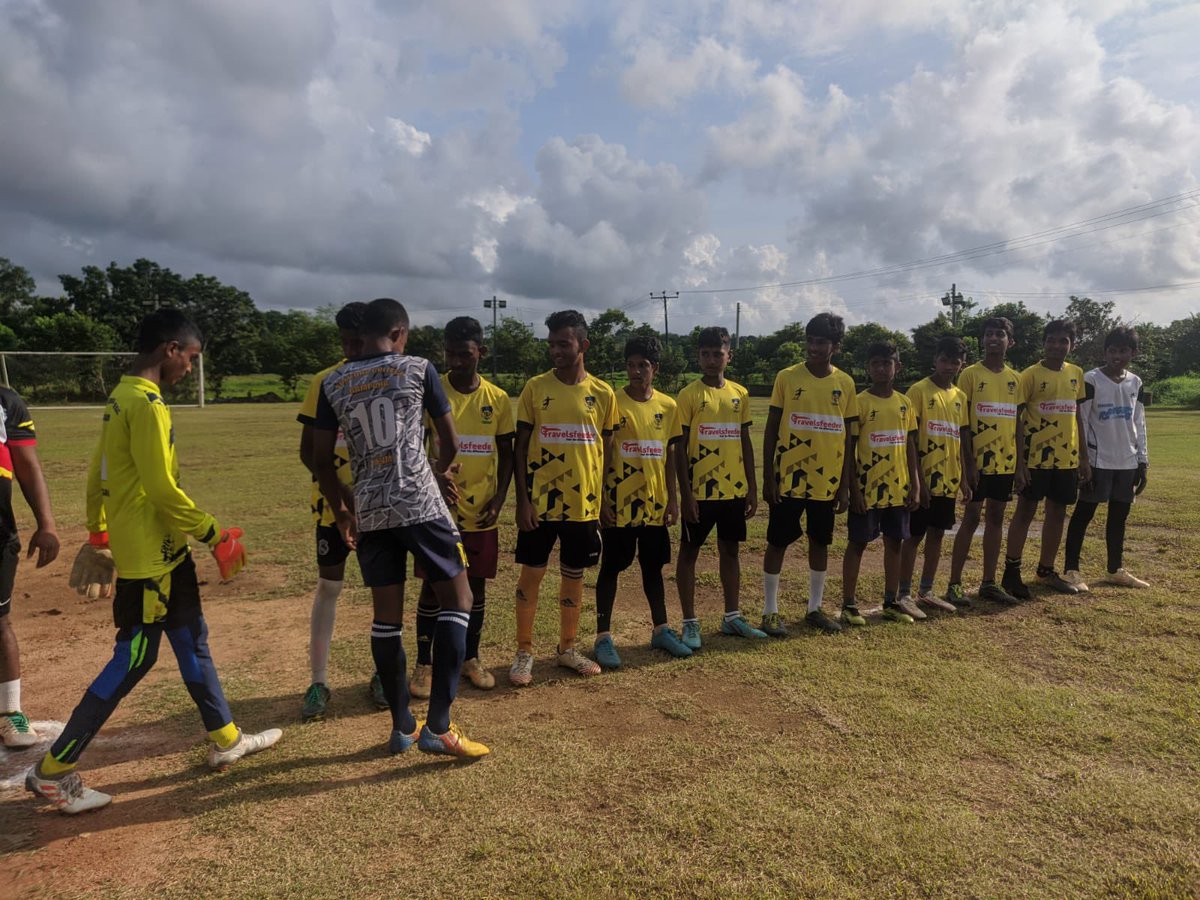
[1038,399,1077,415]
[1098,404,1134,421]
[868,430,906,447]
[788,412,844,433]
[697,423,741,441]
[539,423,598,444]
[926,419,961,440]
[458,435,495,455]
[975,401,1017,418]
[620,439,665,459]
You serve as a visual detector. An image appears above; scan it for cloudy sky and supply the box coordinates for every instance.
[2,0,1198,335]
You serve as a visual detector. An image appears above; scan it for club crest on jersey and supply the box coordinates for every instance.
[1070,378,1078,388]
[831,390,842,404]
[653,412,664,428]
[584,395,597,411]
[481,405,494,423]
[731,397,741,410]
[900,405,907,416]
[618,415,627,429]
[928,398,936,409]
[1007,380,1017,392]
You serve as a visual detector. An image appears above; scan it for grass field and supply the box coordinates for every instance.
[2,400,1198,897]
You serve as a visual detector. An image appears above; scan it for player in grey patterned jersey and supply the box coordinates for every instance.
[313,298,490,758]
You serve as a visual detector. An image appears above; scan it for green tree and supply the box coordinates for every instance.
[962,302,1047,371]
[256,311,340,399]
[838,323,915,385]
[18,312,122,401]
[1169,314,1200,376]
[404,324,445,365]
[487,318,546,390]
[771,341,805,372]
[587,308,636,380]
[1063,295,1118,370]
[0,257,36,318]
[909,312,963,376]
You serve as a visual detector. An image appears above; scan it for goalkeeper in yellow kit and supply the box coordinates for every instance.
[26,309,282,815]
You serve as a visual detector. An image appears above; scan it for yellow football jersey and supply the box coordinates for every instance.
[676,378,753,501]
[957,361,1022,475]
[298,362,353,527]
[1020,362,1086,470]
[906,377,970,498]
[769,364,858,501]
[428,375,515,532]
[852,390,917,509]
[607,389,683,527]
[517,371,617,522]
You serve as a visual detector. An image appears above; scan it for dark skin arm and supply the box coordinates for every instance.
[600,429,617,527]
[847,433,866,515]
[837,427,854,514]
[959,426,976,503]
[11,444,59,568]
[430,411,461,506]
[301,422,354,511]
[906,431,922,511]
[477,433,515,529]
[741,424,758,519]
[514,423,538,532]
[676,426,698,523]
[313,428,354,548]
[664,439,680,526]
[762,406,782,506]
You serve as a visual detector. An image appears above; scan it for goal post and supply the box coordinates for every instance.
[0,350,206,409]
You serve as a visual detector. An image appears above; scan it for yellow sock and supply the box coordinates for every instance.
[209,722,239,749]
[38,752,75,777]
[516,566,546,653]
[558,572,584,652]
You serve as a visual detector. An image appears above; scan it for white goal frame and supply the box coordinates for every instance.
[0,350,206,409]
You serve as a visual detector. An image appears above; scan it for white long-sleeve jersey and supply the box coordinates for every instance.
[1080,367,1148,470]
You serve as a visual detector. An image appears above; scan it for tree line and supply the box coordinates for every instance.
[1,257,1197,402]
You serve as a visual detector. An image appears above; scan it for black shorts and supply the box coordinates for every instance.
[315,524,353,569]
[515,521,602,570]
[976,473,1015,502]
[909,497,956,538]
[358,516,465,586]
[0,534,19,620]
[600,525,671,572]
[848,507,910,544]
[113,554,202,630]
[766,498,835,548]
[1079,468,1136,504]
[1023,469,1079,506]
[681,499,747,547]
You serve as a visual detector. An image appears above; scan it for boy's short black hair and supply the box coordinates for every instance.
[444,316,484,345]
[136,308,203,353]
[1043,318,1077,342]
[934,335,968,360]
[981,316,1015,341]
[335,301,368,332]
[805,312,846,344]
[697,326,731,350]
[361,298,410,338]
[866,341,899,362]
[1104,325,1138,352]
[545,310,588,342]
[624,335,662,365]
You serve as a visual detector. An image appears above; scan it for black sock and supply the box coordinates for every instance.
[1064,501,1097,571]
[415,587,438,667]
[1106,501,1131,572]
[428,610,468,734]
[370,621,415,734]
[595,562,620,634]
[641,565,668,628]
[466,588,486,661]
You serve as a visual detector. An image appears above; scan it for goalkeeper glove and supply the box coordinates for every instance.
[68,532,116,600]
[211,527,247,581]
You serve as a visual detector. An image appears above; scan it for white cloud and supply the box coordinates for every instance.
[386,118,432,156]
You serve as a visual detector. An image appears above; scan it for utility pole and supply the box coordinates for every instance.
[734,302,741,351]
[483,295,507,380]
[940,282,966,328]
[649,291,678,346]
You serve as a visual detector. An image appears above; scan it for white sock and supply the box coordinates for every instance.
[808,570,827,613]
[762,572,780,616]
[309,578,343,685]
[0,678,19,713]
[723,610,741,622]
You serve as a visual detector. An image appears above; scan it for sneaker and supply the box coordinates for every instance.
[388,721,422,755]
[1002,567,1031,601]
[0,711,40,748]
[462,657,496,690]
[978,582,1020,605]
[509,650,534,687]
[409,663,433,699]
[417,723,490,759]
[1108,568,1150,589]
[368,672,389,709]
[760,612,789,637]
[593,635,621,670]
[650,627,693,658]
[681,620,702,651]
[720,614,769,639]
[557,646,601,677]
[25,767,112,815]
[207,727,283,770]
[300,683,331,722]
[882,605,915,624]
[806,608,844,634]
[944,582,969,608]
[895,596,927,620]
[1063,570,1090,593]
[839,605,867,627]
[1037,569,1079,594]
[917,590,957,613]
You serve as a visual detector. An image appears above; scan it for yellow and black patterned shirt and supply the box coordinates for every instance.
[957,361,1021,475]
[906,377,970,498]
[1020,362,1086,470]
[852,390,917,509]
[606,389,683,527]
[769,364,858,501]
[677,378,753,501]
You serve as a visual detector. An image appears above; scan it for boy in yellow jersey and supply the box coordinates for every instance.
[296,302,389,720]
[842,342,921,625]
[761,312,857,636]
[593,335,692,667]
[1003,319,1090,598]
[676,326,763,646]
[510,310,617,686]
[945,317,1030,606]
[28,310,281,815]
[899,336,974,613]
[411,316,514,695]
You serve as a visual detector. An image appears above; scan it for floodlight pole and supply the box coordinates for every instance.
[484,295,507,380]
[940,283,966,328]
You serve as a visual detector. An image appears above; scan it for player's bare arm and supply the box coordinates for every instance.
[11,442,59,568]
[600,427,616,527]
[1075,405,1092,484]
[664,438,680,526]
[848,433,866,515]
[959,426,975,503]
[762,406,782,506]
[1014,406,1030,493]
[837,427,855,514]
[514,423,538,532]
[479,432,515,529]
[313,427,355,549]
[676,425,698,523]
[741,423,758,519]
[906,431,922,512]
[430,410,462,506]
